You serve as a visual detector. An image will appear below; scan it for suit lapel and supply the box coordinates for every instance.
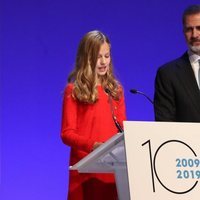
[176,53,200,113]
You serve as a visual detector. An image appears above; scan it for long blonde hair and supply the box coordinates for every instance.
[68,30,122,103]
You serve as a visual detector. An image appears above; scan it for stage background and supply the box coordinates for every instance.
[1,0,199,199]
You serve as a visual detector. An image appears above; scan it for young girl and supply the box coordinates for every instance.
[61,30,126,200]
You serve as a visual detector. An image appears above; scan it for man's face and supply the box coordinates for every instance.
[184,13,200,54]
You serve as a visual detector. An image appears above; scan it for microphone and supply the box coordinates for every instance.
[130,89,154,104]
[105,88,124,133]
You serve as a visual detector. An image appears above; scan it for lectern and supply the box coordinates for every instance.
[70,132,130,200]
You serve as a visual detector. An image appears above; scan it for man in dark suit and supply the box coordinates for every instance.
[154,4,200,122]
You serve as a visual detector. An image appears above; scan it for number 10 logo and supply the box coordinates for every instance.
[142,140,198,194]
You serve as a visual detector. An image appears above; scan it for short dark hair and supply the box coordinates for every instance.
[182,5,200,24]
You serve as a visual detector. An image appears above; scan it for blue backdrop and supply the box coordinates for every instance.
[1,0,199,199]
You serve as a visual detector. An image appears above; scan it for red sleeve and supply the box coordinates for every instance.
[60,84,95,153]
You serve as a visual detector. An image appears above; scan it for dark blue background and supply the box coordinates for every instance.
[1,0,199,199]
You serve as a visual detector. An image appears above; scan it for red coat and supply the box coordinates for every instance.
[61,83,126,200]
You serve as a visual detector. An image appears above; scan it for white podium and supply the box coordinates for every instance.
[70,121,200,200]
[123,121,200,200]
[70,132,130,200]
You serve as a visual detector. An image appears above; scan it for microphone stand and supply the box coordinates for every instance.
[105,89,124,133]
[130,89,154,105]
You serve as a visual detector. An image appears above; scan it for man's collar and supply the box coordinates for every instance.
[188,50,200,63]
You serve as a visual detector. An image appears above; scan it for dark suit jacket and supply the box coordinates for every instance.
[154,52,200,122]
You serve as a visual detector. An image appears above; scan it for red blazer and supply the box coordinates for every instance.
[61,83,126,200]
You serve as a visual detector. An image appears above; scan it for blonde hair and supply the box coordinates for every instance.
[68,30,122,103]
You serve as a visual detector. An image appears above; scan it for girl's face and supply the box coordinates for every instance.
[95,42,111,77]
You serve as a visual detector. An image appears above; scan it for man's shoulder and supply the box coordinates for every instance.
[158,52,188,72]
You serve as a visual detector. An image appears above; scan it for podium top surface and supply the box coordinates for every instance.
[70,132,125,172]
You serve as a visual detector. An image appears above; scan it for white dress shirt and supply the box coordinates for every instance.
[188,50,200,89]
